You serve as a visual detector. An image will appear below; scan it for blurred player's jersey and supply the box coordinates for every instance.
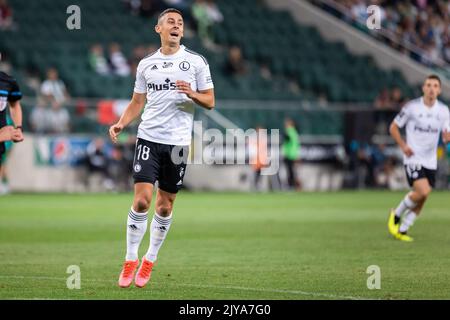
[394,97,450,170]
[0,71,22,129]
[134,45,214,146]
[0,71,22,157]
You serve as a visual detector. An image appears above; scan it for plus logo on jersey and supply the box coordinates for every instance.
[147,78,177,91]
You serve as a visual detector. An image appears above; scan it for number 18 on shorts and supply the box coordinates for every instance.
[132,138,189,194]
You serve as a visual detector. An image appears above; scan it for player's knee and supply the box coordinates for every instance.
[134,196,151,212]
[156,202,173,217]
[417,187,432,200]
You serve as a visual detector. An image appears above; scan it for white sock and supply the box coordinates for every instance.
[145,212,173,263]
[125,207,148,261]
[399,210,417,233]
[395,195,417,217]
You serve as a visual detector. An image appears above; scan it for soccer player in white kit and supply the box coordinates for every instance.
[109,8,215,288]
[388,75,450,242]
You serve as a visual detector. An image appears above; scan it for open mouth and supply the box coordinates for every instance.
[170,32,179,37]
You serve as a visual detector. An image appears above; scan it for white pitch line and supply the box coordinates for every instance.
[0,275,376,300]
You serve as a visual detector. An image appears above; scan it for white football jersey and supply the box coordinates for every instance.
[134,45,214,146]
[394,97,450,169]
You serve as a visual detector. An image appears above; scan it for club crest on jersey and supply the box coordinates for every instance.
[134,163,142,173]
[179,61,190,71]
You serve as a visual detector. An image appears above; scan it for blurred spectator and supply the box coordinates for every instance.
[191,0,223,47]
[40,68,70,106]
[24,68,42,96]
[319,0,450,69]
[30,98,49,134]
[0,52,12,73]
[259,63,272,81]
[390,86,405,107]
[249,126,267,191]
[124,0,142,15]
[86,138,108,175]
[375,86,405,111]
[47,102,70,134]
[249,126,281,191]
[140,0,161,17]
[374,88,391,110]
[89,44,110,75]
[130,45,152,76]
[146,44,158,55]
[0,0,13,30]
[224,46,248,76]
[108,144,131,192]
[350,0,369,22]
[127,0,162,18]
[287,77,301,96]
[282,118,301,190]
[164,0,191,14]
[374,86,405,134]
[108,43,130,77]
[206,0,223,25]
[85,138,115,191]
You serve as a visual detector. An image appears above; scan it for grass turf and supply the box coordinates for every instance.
[0,191,449,300]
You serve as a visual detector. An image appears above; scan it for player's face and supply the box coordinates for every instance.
[422,79,441,100]
[155,13,184,46]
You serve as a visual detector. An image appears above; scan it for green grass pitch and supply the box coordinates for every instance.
[1,191,449,300]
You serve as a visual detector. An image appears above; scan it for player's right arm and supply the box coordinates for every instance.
[390,104,413,157]
[0,126,22,143]
[109,92,146,143]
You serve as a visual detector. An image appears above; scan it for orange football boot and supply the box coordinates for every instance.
[135,257,155,288]
[118,259,139,288]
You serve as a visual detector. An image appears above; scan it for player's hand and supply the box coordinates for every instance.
[0,126,14,142]
[401,144,414,157]
[443,129,450,144]
[12,128,24,143]
[176,80,195,98]
[109,123,123,144]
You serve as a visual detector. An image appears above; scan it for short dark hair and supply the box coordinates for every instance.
[158,8,183,23]
[426,74,441,85]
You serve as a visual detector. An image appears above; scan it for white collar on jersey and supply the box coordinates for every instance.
[158,45,186,58]
[421,97,438,110]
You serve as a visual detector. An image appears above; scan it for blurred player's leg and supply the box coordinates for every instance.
[135,188,175,288]
[394,193,417,223]
[118,182,153,288]
[388,192,416,237]
[394,179,431,242]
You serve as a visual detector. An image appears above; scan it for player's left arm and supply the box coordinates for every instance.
[442,108,450,144]
[176,82,214,110]
[8,100,24,142]
[177,58,215,110]
[8,78,24,142]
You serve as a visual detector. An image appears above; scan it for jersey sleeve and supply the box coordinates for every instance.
[442,106,450,132]
[134,62,147,94]
[8,78,22,102]
[196,59,214,91]
[394,103,412,128]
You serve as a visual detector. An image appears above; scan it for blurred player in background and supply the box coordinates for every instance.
[388,75,450,242]
[109,8,214,288]
[0,52,24,194]
[282,118,301,190]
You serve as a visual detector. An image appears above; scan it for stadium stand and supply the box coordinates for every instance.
[0,0,418,135]
[312,0,450,78]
